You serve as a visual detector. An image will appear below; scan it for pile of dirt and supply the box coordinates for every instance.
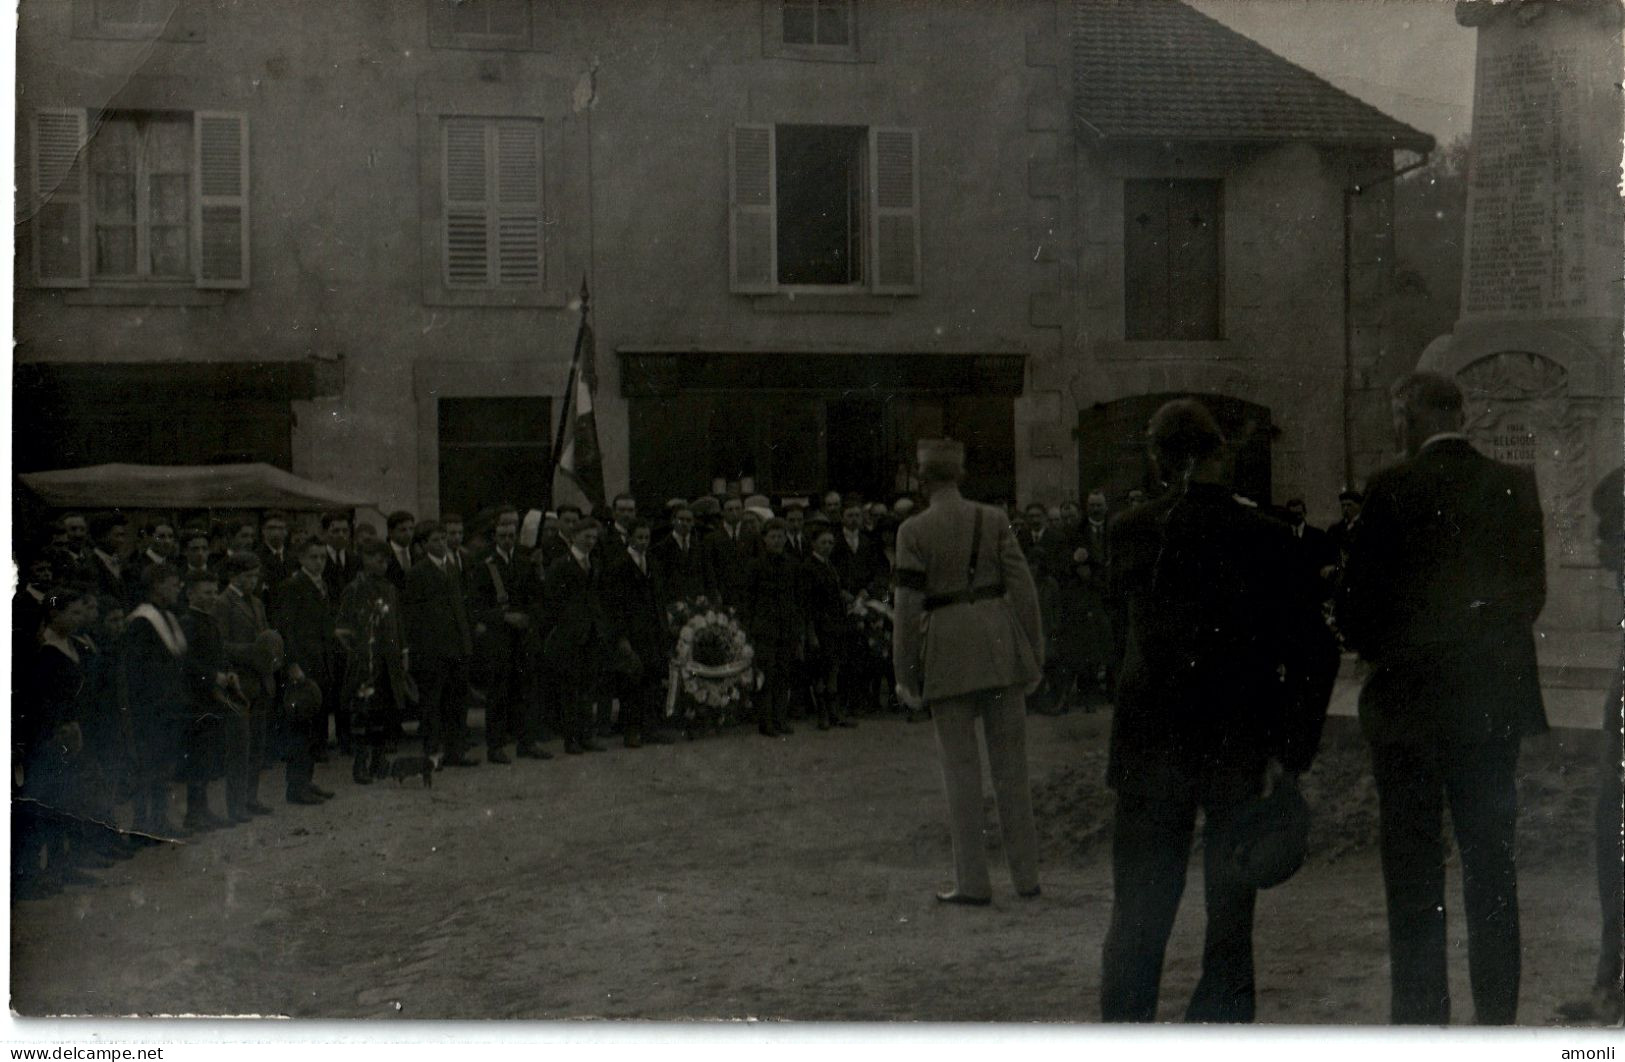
[931,724,1608,869]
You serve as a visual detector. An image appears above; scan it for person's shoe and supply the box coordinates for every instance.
[623,734,643,749]
[1017,886,1043,899]
[487,748,513,765]
[935,891,992,907]
[581,740,607,753]
[758,725,779,738]
[778,724,795,736]
[245,802,274,816]
[442,754,480,767]
[817,719,832,731]
[307,783,336,799]
[836,718,859,729]
[229,808,256,825]
[645,732,676,746]
[286,787,324,806]
[515,742,553,760]
[564,741,583,756]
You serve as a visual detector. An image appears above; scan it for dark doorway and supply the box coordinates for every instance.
[824,397,890,500]
[437,397,552,518]
[1076,393,1272,506]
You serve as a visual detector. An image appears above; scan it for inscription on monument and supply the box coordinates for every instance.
[1486,421,1539,465]
[1463,42,1591,316]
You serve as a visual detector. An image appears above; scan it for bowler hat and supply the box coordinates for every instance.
[1220,778,1310,890]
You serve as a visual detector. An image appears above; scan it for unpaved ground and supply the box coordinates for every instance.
[8,707,1609,1023]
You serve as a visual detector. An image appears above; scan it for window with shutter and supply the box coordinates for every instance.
[869,127,919,295]
[195,111,250,288]
[730,122,920,296]
[1123,179,1223,340]
[441,117,543,290]
[429,0,533,49]
[32,109,90,287]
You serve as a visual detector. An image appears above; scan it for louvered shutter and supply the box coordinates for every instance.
[869,126,920,295]
[729,124,776,293]
[443,118,491,287]
[494,120,542,285]
[33,108,90,288]
[194,111,250,288]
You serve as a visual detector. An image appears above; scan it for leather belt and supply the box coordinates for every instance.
[923,583,1006,613]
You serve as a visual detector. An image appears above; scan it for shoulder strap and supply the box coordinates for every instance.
[966,508,984,590]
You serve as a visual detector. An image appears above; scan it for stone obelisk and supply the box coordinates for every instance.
[1421,0,1624,632]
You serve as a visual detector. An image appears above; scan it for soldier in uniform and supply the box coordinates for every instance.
[892,438,1044,906]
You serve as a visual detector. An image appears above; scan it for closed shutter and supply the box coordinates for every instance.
[494,120,542,285]
[443,118,491,286]
[1123,180,1170,340]
[869,126,919,294]
[194,110,250,288]
[32,108,90,288]
[729,124,776,293]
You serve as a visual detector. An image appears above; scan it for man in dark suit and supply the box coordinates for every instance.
[320,511,360,601]
[273,540,339,805]
[603,519,675,748]
[87,513,137,607]
[1339,371,1547,1026]
[539,505,581,569]
[1100,401,1331,1022]
[405,520,477,768]
[702,494,757,609]
[783,502,810,560]
[384,510,416,595]
[215,553,279,818]
[256,510,294,615]
[651,504,710,606]
[1324,489,1363,576]
[469,518,540,763]
[544,518,612,755]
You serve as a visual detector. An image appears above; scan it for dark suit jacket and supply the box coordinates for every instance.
[1339,438,1547,747]
[383,545,414,597]
[702,526,759,608]
[1108,482,1329,791]
[651,533,711,605]
[89,552,138,608]
[274,571,337,690]
[180,607,229,711]
[544,553,611,680]
[801,555,847,659]
[257,546,295,613]
[323,547,362,601]
[404,557,473,663]
[469,546,531,672]
[602,550,667,679]
[831,529,888,597]
[214,586,278,698]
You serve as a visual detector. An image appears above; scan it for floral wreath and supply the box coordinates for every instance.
[853,593,895,661]
[668,598,755,708]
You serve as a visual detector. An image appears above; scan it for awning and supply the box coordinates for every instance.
[18,463,372,511]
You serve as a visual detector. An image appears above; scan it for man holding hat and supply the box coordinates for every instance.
[892,438,1045,906]
[215,552,280,816]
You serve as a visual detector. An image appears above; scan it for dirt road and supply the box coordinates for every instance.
[8,710,1606,1023]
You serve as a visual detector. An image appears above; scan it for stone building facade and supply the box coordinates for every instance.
[14,0,1429,525]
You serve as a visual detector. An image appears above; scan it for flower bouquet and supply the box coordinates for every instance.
[852,592,895,662]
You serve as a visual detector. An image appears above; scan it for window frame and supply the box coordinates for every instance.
[29,105,249,292]
[417,87,567,309]
[71,0,204,42]
[762,0,871,63]
[428,0,553,52]
[729,122,920,298]
[89,111,194,283]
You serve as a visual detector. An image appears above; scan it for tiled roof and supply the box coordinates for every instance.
[1074,0,1436,151]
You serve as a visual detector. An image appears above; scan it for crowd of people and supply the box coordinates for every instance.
[11,375,1620,1027]
[11,486,992,899]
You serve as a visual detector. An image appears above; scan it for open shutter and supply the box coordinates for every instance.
[32,108,90,288]
[494,119,542,286]
[729,123,776,293]
[443,118,492,287]
[194,110,249,289]
[869,126,920,295]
